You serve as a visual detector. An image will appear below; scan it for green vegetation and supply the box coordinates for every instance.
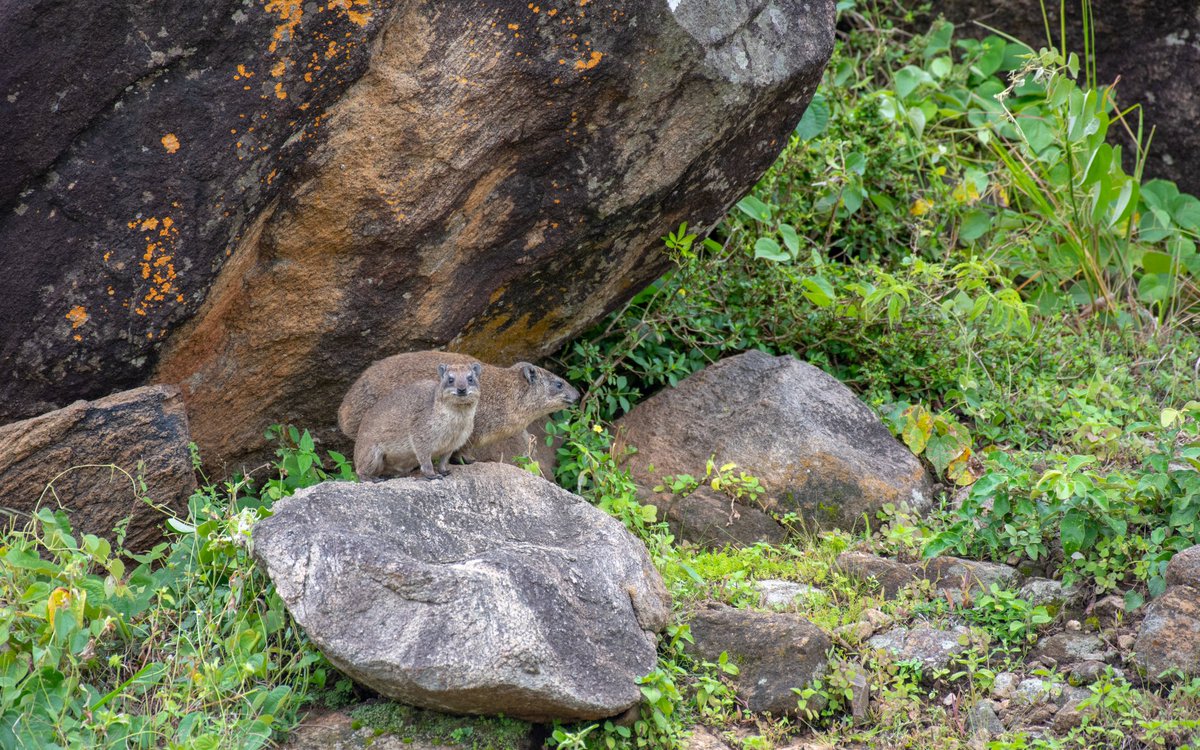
[5,1,1200,749]
[0,429,347,749]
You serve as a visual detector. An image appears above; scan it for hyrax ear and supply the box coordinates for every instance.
[519,363,537,384]
[471,363,482,378]
[438,364,449,379]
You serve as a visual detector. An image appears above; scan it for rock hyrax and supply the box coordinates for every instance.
[339,351,579,458]
[354,362,482,481]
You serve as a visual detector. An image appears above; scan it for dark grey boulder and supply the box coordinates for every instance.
[251,463,671,722]
[867,625,974,679]
[835,551,919,598]
[685,604,830,716]
[1166,544,1200,588]
[652,486,788,549]
[617,351,933,532]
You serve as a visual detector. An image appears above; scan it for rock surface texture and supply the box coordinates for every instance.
[251,463,671,722]
[927,0,1200,195]
[0,0,835,470]
[616,351,933,532]
[0,385,195,550]
[1134,544,1200,682]
[685,604,830,716]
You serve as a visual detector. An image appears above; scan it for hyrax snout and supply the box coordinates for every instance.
[353,362,482,481]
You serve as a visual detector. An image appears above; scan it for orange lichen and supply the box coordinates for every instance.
[132,215,182,317]
[271,60,287,77]
[65,306,88,329]
[574,50,602,70]
[274,81,288,99]
[161,133,181,153]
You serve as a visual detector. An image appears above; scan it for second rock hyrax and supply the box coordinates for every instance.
[339,351,580,458]
[354,362,482,481]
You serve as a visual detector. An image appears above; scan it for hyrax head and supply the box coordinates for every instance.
[437,362,482,404]
[516,362,581,412]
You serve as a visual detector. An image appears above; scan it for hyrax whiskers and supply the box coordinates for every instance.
[353,362,482,481]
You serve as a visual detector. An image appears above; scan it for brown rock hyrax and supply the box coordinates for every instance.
[339,351,580,458]
[354,362,482,481]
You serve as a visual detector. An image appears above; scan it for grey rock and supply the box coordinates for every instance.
[967,700,1005,738]
[686,604,830,716]
[1019,578,1086,610]
[1166,545,1200,589]
[867,625,973,678]
[918,556,1021,600]
[1133,585,1200,682]
[0,385,195,551]
[1091,595,1127,623]
[835,551,919,598]
[1068,660,1108,685]
[847,667,870,723]
[1052,694,1090,733]
[1012,678,1064,707]
[279,708,538,750]
[1033,633,1108,666]
[685,726,734,750]
[252,464,671,722]
[617,352,934,533]
[756,579,825,609]
[991,671,1020,699]
[662,487,789,549]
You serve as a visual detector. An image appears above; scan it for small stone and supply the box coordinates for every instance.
[1091,595,1126,624]
[1068,660,1107,685]
[755,579,825,609]
[991,672,1020,699]
[919,556,1021,601]
[835,551,918,599]
[848,668,869,723]
[685,726,734,750]
[835,621,876,643]
[867,625,974,679]
[967,700,1005,738]
[1032,632,1107,665]
[860,608,893,629]
[1012,677,1063,706]
[1066,619,1082,631]
[1117,634,1135,651]
[1019,578,1085,610]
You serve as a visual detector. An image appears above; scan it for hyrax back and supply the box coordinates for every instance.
[354,362,481,481]
[340,351,580,455]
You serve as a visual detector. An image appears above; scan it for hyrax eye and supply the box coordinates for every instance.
[447,375,455,384]
[555,381,564,390]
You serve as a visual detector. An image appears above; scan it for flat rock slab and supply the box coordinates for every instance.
[685,604,830,716]
[252,463,671,722]
[0,385,194,550]
[617,351,932,532]
[867,625,973,678]
[657,486,788,549]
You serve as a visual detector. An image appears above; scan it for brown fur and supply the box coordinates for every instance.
[339,351,579,456]
[353,362,481,480]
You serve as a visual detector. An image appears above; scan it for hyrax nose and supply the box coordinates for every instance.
[457,388,468,396]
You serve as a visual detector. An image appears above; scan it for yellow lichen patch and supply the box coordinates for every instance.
[264,0,303,53]
[132,215,182,317]
[271,60,287,77]
[574,50,602,70]
[235,63,255,79]
[346,9,371,25]
[65,306,88,329]
[274,81,288,99]
[161,133,181,153]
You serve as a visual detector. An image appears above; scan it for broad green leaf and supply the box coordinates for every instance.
[736,195,772,222]
[779,223,800,257]
[795,94,830,141]
[801,275,836,307]
[753,237,789,262]
[959,209,992,241]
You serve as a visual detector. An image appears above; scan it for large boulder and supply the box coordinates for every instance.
[616,351,934,532]
[251,463,672,722]
[926,1,1200,195]
[1133,545,1200,682]
[684,604,830,716]
[0,0,835,471]
[0,385,194,550]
